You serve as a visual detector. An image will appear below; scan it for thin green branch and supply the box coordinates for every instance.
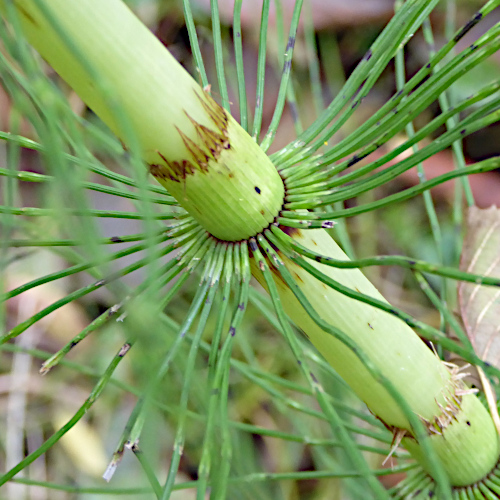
[266,228,498,371]
[282,156,500,213]
[278,3,500,182]
[422,18,474,207]
[255,236,454,497]
[210,0,230,111]
[260,0,303,152]
[251,0,270,140]
[181,0,209,88]
[232,0,248,131]
[273,0,441,168]
[161,240,221,499]
[270,225,500,289]
[4,222,199,301]
[0,343,132,487]
[0,132,175,199]
[251,237,393,499]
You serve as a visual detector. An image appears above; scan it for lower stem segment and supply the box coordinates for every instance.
[405,394,499,487]
[252,227,500,486]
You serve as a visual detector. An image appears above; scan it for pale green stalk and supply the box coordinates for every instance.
[259,228,498,486]
[3,0,500,490]
[2,0,283,241]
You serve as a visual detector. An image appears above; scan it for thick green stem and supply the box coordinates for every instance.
[253,228,499,485]
[4,0,283,241]
[404,394,500,487]
[4,0,500,488]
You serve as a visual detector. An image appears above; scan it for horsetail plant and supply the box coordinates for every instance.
[2,0,500,498]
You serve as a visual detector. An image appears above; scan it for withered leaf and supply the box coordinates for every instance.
[459,206,500,368]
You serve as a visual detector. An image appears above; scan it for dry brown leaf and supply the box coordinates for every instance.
[459,206,500,367]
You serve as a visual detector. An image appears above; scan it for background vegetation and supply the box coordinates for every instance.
[1,0,500,499]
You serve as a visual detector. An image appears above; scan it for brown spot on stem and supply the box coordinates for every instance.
[263,258,288,287]
[176,125,211,172]
[279,225,301,238]
[372,361,471,442]
[413,360,471,436]
[149,92,230,182]
[293,272,304,283]
[17,5,39,27]
[150,160,194,183]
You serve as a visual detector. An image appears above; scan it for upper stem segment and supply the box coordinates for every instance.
[7,0,284,240]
